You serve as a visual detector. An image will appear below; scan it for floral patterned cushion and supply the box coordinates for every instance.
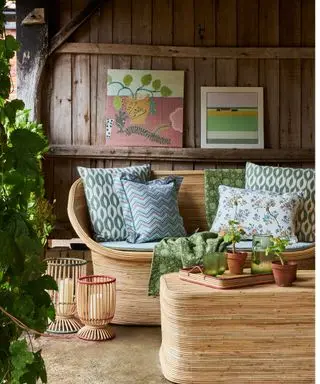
[210,185,301,242]
[245,162,315,242]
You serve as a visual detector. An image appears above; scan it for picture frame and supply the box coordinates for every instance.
[201,87,264,149]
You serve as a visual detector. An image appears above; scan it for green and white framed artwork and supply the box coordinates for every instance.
[201,87,264,148]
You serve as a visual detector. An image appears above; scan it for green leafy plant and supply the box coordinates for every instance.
[0,5,57,383]
[107,72,173,98]
[220,220,246,254]
[265,237,290,266]
[264,202,290,265]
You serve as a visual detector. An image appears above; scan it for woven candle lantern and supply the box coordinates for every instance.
[46,257,87,334]
[76,275,116,341]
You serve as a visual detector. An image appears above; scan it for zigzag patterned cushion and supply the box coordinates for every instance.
[77,165,150,241]
[114,175,186,243]
[245,162,315,242]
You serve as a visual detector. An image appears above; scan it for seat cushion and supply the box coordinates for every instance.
[77,164,150,242]
[210,185,301,242]
[114,175,186,243]
[227,241,315,252]
[245,162,315,242]
[99,240,159,252]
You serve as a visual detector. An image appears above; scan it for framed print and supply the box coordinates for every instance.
[106,69,184,147]
[201,87,264,148]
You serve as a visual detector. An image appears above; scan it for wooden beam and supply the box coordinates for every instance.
[49,0,102,56]
[16,0,48,120]
[55,43,315,59]
[46,145,315,164]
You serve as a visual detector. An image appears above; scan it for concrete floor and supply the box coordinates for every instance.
[39,325,170,384]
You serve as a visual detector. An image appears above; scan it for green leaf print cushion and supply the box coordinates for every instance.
[204,169,246,228]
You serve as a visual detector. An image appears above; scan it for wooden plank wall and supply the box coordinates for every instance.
[43,0,315,238]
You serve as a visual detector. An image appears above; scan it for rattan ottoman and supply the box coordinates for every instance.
[159,271,315,384]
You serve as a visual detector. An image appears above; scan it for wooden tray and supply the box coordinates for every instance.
[179,266,275,289]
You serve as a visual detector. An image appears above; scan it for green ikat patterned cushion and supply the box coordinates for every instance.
[77,165,151,241]
[204,169,245,227]
[245,162,315,242]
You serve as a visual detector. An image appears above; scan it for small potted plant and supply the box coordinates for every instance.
[265,237,297,287]
[220,220,247,275]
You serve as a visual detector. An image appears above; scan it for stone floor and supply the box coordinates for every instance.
[39,325,170,384]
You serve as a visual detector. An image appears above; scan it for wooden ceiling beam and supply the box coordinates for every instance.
[49,0,102,56]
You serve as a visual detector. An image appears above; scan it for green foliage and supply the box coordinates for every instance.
[152,79,161,90]
[107,74,112,84]
[123,74,133,86]
[113,95,122,111]
[220,220,246,254]
[140,74,152,86]
[160,85,172,97]
[265,236,290,266]
[0,7,56,384]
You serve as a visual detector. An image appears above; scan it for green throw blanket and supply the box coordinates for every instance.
[148,232,227,296]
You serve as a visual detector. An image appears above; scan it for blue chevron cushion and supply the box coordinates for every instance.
[114,175,186,243]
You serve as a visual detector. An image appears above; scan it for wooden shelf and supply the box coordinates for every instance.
[47,145,314,164]
[55,43,315,59]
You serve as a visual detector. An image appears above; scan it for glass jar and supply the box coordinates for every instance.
[251,234,274,274]
[203,240,226,276]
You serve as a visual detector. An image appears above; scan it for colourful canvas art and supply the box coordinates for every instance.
[106,70,184,147]
[201,87,264,149]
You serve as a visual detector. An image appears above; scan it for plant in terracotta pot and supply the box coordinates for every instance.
[220,220,247,275]
[265,237,297,287]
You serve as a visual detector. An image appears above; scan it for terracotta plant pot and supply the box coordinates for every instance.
[226,252,247,275]
[271,261,298,287]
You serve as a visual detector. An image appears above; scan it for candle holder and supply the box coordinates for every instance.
[76,275,116,341]
[46,257,87,334]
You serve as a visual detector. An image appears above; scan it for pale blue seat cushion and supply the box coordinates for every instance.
[227,241,315,252]
[99,240,159,252]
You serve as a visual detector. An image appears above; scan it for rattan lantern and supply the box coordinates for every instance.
[46,257,87,334]
[76,275,116,341]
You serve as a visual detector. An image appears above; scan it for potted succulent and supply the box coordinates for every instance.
[265,237,297,287]
[220,220,247,274]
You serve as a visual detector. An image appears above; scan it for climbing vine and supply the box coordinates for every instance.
[0,2,56,383]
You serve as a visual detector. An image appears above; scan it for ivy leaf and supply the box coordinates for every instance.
[160,86,172,97]
[113,96,122,111]
[4,99,25,125]
[152,79,161,90]
[123,74,133,87]
[107,75,112,83]
[10,129,47,155]
[0,73,11,99]
[0,231,17,274]
[141,74,152,86]
[26,274,58,292]
[9,339,34,384]
[4,35,20,60]
[19,350,48,384]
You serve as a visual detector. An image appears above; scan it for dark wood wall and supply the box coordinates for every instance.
[42,0,315,238]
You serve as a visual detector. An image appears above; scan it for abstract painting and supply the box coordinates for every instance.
[201,87,264,148]
[106,70,184,147]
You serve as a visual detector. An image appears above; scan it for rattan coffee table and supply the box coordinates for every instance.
[159,271,315,384]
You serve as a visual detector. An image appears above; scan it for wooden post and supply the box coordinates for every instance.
[16,0,48,119]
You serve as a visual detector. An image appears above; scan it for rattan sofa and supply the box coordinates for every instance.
[68,170,315,325]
